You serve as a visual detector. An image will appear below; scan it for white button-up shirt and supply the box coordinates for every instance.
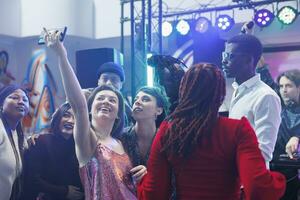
[229,74,281,168]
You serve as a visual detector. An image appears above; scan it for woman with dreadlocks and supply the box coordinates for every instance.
[147,55,186,113]
[138,63,286,200]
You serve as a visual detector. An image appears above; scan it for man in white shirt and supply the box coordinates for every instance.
[222,34,281,168]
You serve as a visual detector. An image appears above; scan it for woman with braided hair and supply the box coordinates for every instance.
[138,63,286,200]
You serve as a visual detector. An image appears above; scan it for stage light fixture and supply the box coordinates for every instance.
[194,17,211,33]
[277,6,298,25]
[254,9,275,27]
[162,21,173,37]
[216,15,235,31]
[176,19,190,35]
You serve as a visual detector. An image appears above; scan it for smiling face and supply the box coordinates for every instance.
[132,91,162,122]
[58,108,75,139]
[91,90,119,121]
[2,89,29,120]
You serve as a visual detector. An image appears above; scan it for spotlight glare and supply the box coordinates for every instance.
[254,9,274,27]
[176,19,190,35]
[216,14,234,31]
[277,6,298,25]
[162,21,173,37]
[195,17,211,33]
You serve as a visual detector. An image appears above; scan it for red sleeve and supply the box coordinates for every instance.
[138,121,172,200]
[236,117,286,200]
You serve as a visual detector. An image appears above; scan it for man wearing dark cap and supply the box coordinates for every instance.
[82,62,132,128]
[97,62,125,91]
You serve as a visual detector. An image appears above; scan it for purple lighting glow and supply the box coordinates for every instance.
[254,9,274,27]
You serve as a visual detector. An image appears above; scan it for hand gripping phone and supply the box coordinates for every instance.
[38,26,67,45]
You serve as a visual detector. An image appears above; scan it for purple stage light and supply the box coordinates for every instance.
[254,9,274,27]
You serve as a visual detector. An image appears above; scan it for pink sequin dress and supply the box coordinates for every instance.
[79,142,137,200]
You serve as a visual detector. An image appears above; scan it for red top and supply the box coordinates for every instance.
[138,117,286,200]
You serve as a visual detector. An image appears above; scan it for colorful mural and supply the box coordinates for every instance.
[22,49,57,134]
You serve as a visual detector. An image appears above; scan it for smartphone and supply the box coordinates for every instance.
[38,26,67,45]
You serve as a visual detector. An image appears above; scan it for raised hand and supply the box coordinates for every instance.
[241,21,254,35]
[43,27,67,56]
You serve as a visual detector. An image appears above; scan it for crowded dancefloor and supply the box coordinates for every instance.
[1,0,300,199]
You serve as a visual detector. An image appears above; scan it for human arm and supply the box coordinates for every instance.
[253,94,281,167]
[256,58,279,92]
[237,117,286,200]
[44,29,96,166]
[138,121,172,199]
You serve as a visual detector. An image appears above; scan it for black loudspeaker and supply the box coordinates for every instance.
[76,48,123,88]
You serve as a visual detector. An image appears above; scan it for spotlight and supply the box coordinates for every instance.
[254,9,275,27]
[162,21,173,37]
[176,19,190,35]
[277,6,298,25]
[216,15,235,31]
[194,17,211,33]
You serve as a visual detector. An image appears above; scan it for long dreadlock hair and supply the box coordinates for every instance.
[162,63,226,158]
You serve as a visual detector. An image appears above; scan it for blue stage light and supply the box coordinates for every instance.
[216,15,235,31]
